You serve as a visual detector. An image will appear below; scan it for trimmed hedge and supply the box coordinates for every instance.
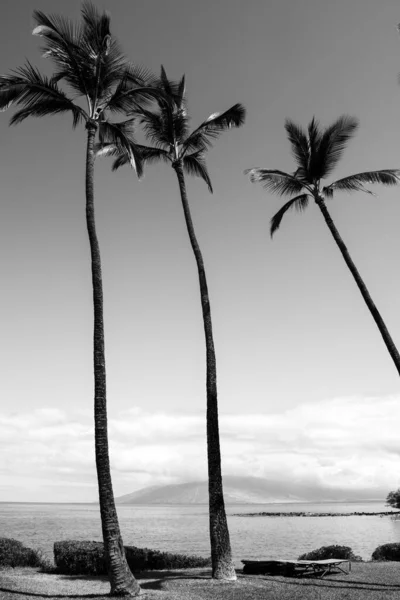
[54,540,211,575]
[372,543,400,561]
[298,545,362,561]
[0,538,45,568]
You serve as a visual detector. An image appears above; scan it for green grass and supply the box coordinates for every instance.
[1,562,400,599]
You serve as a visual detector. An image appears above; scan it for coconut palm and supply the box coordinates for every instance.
[245,116,400,375]
[101,68,245,580]
[0,3,159,595]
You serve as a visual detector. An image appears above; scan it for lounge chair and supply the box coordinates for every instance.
[241,558,351,577]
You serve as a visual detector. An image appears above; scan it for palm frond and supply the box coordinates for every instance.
[32,9,79,50]
[124,63,157,88]
[81,4,129,112]
[101,71,162,114]
[32,9,90,98]
[98,119,143,178]
[182,103,246,154]
[307,117,323,180]
[94,141,118,158]
[98,118,135,147]
[324,169,400,198]
[0,63,85,127]
[183,151,213,192]
[0,76,26,110]
[10,100,83,127]
[270,194,310,237]
[95,40,129,91]
[135,106,171,148]
[284,119,309,172]
[307,117,322,151]
[292,166,310,183]
[104,145,169,172]
[110,153,131,171]
[176,75,186,108]
[316,115,359,179]
[245,168,305,197]
[172,108,189,144]
[138,145,170,166]
[94,143,131,169]
[80,1,111,55]
[80,2,128,89]
[159,65,174,97]
[157,66,186,108]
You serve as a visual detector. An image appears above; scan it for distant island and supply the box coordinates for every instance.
[114,476,387,505]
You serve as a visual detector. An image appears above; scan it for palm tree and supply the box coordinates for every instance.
[101,68,245,580]
[0,4,159,595]
[245,116,400,375]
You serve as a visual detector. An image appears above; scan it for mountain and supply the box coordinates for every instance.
[114,476,384,505]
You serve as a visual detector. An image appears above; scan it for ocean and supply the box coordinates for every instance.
[1,501,399,567]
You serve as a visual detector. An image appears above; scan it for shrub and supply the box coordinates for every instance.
[298,545,362,561]
[0,538,44,568]
[124,545,211,571]
[54,540,211,575]
[372,543,400,561]
[54,541,106,575]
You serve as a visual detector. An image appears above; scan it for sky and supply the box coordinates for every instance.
[1,0,400,502]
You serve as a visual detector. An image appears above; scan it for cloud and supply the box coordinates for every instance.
[1,394,400,502]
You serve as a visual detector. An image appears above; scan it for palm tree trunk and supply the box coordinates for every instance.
[173,160,236,581]
[316,197,400,375]
[85,122,141,597]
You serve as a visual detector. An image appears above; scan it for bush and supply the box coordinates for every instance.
[54,540,211,575]
[372,543,400,561]
[54,541,106,575]
[124,545,211,571]
[0,538,44,568]
[298,545,362,561]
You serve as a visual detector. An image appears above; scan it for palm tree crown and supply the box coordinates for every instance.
[245,115,400,378]
[245,116,400,235]
[0,1,157,174]
[103,66,245,184]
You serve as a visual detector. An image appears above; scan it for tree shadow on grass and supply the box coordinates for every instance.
[54,568,211,581]
[0,589,107,599]
[136,569,213,591]
[56,575,108,582]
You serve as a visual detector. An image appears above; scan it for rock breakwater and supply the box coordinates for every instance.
[234,511,400,517]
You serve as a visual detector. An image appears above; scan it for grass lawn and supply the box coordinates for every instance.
[1,562,400,599]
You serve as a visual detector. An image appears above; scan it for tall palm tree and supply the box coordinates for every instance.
[245,116,400,375]
[101,68,245,580]
[0,4,159,595]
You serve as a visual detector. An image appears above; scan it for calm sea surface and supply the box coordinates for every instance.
[1,501,400,567]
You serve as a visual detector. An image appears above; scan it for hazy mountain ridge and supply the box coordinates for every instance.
[115,476,384,505]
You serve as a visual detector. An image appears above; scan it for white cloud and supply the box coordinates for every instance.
[1,394,400,502]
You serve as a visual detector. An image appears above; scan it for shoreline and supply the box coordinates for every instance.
[234,511,400,517]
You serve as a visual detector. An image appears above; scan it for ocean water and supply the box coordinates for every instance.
[1,501,400,567]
